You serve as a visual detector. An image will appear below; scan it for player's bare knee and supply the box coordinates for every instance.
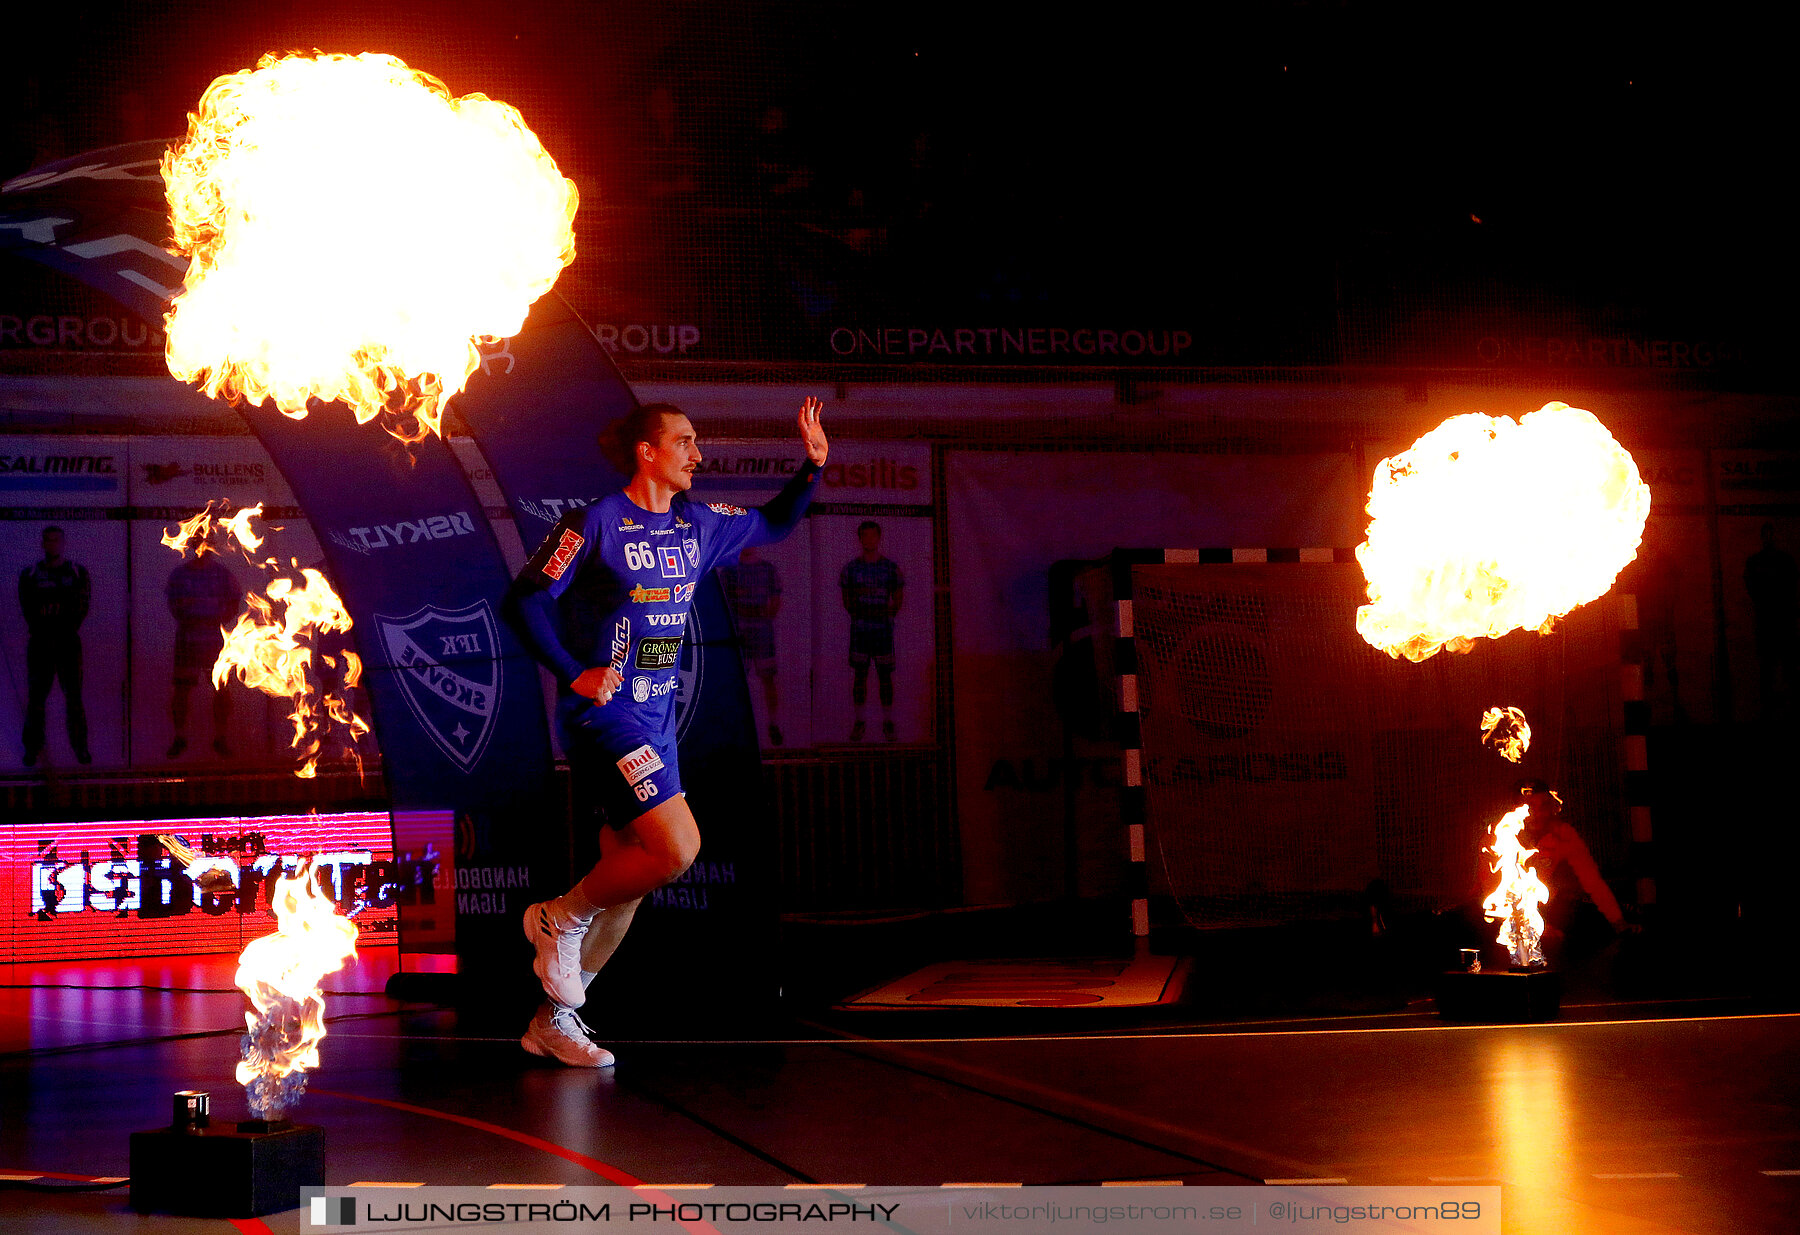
[660,830,701,881]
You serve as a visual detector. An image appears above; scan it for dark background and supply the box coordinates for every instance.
[3,0,1790,376]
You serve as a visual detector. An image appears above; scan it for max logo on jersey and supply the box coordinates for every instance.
[541,529,584,581]
[376,603,502,771]
[629,585,670,603]
[616,744,664,786]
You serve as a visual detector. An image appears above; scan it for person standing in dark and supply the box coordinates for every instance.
[1744,522,1799,715]
[19,526,91,766]
[165,545,240,759]
[718,545,784,747]
[1514,779,1632,965]
[840,520,903,742]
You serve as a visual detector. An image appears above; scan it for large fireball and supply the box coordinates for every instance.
[162,52,578,440]
[1356,402,1650,662]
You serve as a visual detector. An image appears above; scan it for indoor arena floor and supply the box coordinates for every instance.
[4,948,1799,1235]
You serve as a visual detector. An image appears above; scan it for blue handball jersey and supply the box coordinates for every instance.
[509,464,819,744]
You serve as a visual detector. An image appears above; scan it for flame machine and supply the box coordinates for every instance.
[130,862,354,1215]
[130,1091,324,1217]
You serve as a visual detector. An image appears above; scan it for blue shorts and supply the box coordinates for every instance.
[850,624,895,667]
[566,719,684,828]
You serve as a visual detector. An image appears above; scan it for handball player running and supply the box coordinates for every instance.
[506,397,827,1066]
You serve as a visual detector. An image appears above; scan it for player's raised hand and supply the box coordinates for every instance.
[798,395,829,466]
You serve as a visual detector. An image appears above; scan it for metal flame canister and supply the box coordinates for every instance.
[129,1090,324,1217]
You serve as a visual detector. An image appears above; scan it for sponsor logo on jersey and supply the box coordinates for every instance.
[673,581,696,603]
[707,502,747,516]
[541,528,584,580]
[629,585,671,603]
[616,744,664,786]
[374,602,502,771]
[610,617,631,669]
[657,544,687,579]
[683,538,699,567]
[635,636,682,670]
[676,516,691,529]
[649,526,677,535]
[644,611,688,627]
[628,674,676,701]
[618,516,641,532]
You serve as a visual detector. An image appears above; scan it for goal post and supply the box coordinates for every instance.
[1083,549,1632,936]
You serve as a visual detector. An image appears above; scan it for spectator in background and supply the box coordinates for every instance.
[165,546,240,759]
[841,520,903,742]
[718,545,784,746]
[1745,522,1798,716]
[643,83,699,202]
[1630,519,1685,723]
[19,525,90,765]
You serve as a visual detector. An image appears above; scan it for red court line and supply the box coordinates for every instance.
[0,1168,125,1181]
[4,1167,264,1233]
[310,1089,723,1235]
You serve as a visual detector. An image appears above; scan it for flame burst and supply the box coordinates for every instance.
[1480,706,1532,762]
[216,569,370,778]
[164,501,368,776]
[161,499,271,559]
[1356,402,1651,661]
[162,51,578,442]
[235,861,359,1120]
[1482,805,1550,969]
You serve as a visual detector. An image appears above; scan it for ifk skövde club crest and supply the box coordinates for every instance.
[375,602,504,771]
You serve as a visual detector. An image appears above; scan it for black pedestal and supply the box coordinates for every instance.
[1435,968,1561,1022]
[129,1121,324,1217]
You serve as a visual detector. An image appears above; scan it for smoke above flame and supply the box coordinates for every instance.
[1356,402,1651,662]
[162,51,578,442]
[235,860,359,1120]
[163,501,369,777]
[1482,805,1550,969]
[1480,706,1532,762]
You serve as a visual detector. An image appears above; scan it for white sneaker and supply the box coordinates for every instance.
[522,901,587,1009]
[521,1003,615,1068]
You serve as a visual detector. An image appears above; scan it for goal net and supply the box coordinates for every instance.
[1097,558,1627,929]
